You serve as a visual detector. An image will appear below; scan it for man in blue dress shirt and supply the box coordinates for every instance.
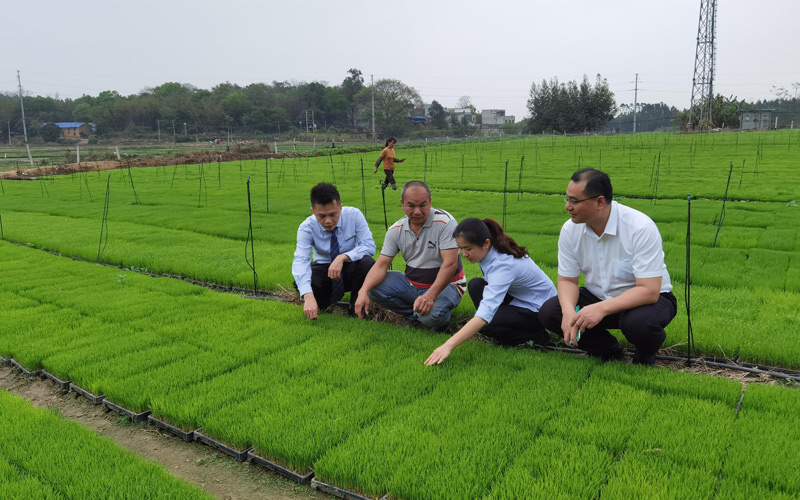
[292,183,376,319]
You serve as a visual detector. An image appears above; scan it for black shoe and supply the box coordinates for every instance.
[380,181,387,190]
[632,350,657,366]
[601,343,625,362]
[391,183,397,191]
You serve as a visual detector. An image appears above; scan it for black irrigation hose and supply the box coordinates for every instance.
[546,346,800,383]
[97,174,111,262]
[516,155,524,201]
[244,177,258,294]
[0,211,4,240]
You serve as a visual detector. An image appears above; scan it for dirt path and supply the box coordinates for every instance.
[0,366,324,500]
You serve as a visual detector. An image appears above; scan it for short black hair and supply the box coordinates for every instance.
[310,183,341,206]
[401,180,431,200]
[571,168,613,202]
[385,137,397,147]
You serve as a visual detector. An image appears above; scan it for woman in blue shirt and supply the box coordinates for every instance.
[425,218,556,365]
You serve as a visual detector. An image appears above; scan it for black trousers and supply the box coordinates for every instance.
[382,169,396,187]
[538,288,677,358]
[310,256,375,310]
[468,278,550,346]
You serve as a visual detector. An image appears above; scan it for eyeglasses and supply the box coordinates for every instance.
[562,194,600,205]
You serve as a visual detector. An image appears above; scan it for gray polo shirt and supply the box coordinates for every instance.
[381,208,465,290]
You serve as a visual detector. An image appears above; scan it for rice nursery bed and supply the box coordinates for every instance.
[1,241,799,499]
[1,131,799,367]
[0,388,212,499]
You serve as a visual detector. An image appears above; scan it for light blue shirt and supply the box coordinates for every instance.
[474,247,557,324]
[292,206,376,296]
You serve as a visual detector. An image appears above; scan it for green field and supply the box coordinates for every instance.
[1,241,798,499]
[2,131,800,498]
[0,388,212,499]
[1,131,799,366]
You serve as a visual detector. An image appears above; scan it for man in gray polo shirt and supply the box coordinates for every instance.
[354,181,465,331]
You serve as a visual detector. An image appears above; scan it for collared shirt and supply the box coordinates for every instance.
[475,247,556,324]
[292,206,375,296]
[381,207,466,291]
[558,200,672,300]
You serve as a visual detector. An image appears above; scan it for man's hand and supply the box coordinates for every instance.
[303,293,319,320]
[413,292,436,316]
[397,158,405,163]
[373,167,378,174]
[561,309,579,346]
[570,302,607,334]
[424,344,453,365]
[354,290,370,319]
[328,255,345,280]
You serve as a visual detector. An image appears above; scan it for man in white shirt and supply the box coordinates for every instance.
[539,168,677,365]
[292,183,376,319]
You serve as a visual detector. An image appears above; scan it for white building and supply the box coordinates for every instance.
[481,109,515,134]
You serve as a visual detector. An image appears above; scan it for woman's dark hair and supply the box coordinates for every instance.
[385,137,396,147]
[453,217,527,259]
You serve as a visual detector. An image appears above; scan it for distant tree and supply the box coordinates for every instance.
[428,100,447,129]
[526,74,616,134]
[341,68,364,129]
[40,123,62,143]
[356,78,422,137]
[456,95,472,109]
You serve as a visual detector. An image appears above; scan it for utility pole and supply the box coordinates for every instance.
[17,70,34,166]
[633,73,639,133]
[305,110,309,133]
[183,122,187,135]
[371,74,376,141]
[157,120,161,141]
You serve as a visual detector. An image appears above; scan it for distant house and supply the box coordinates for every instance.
[54,122,94,139]
[480,109,515,134]
[739,110,774,131]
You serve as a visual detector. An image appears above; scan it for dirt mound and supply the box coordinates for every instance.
[0,145,282,180]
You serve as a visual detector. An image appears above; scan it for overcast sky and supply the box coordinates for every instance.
[3,0,799,120]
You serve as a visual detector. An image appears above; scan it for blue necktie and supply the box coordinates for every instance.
[329,229,345,302]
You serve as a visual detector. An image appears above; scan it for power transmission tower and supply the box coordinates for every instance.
[690,0,717,130]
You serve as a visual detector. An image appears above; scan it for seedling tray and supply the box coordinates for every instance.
[0,355,10,366]
[194,430,253,462]
[9,359,42,377]
[310,479,388,500]
[103,399,151,423]
[246,450,314,485]
[147,415,197,442]
[68,383,105,405]
[41,370,71,390]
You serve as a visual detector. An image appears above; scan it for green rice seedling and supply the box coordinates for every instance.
[714,477,798,500]
[485,436,614,500]
[740,383,800,417]
[314,350,592,500]
[0,390,212,500]
[542,378,654,455]
[623,393,736,474]
[591,363,742,406]
[600,452,718,500]
[0,454,63,500]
